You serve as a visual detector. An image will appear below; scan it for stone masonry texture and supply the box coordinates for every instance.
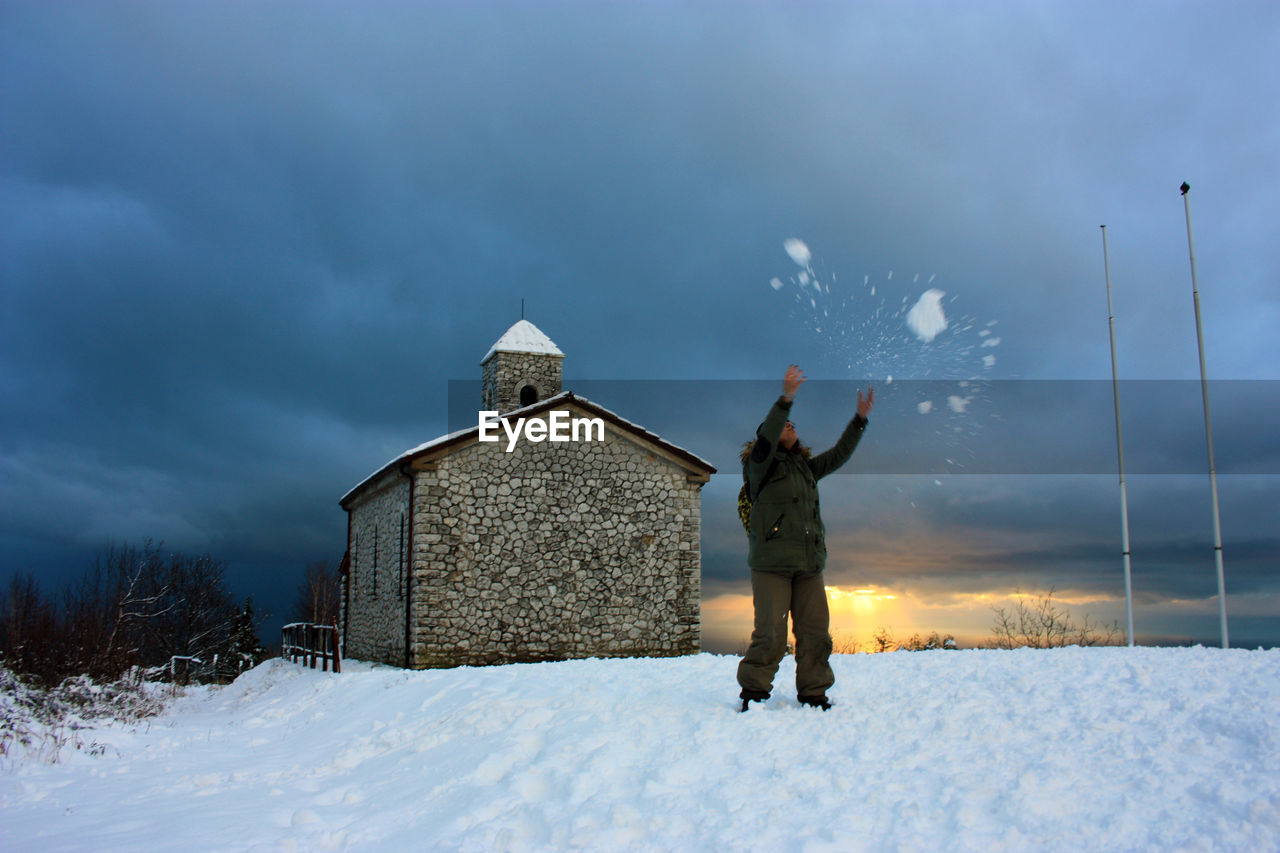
[343,410,704,668]
[481,350,563,415]
[343,471,412,665]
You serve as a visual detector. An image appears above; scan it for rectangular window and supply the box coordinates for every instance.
[398,512,406,599]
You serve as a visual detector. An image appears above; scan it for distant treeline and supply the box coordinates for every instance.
[0,541,264,686]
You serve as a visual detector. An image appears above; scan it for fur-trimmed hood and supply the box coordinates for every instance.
[740,438,812,463]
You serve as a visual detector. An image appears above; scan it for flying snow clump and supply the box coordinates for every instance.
[906,288,949,343]
[784,238,812,268]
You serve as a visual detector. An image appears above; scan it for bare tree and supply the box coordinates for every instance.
[989,588,1125,649]
[71,542,172,677]
[3,541,250,685]
[292,560,341,625]
[136,551,234,665]
[0,572,59,683]
[1,542,171,685]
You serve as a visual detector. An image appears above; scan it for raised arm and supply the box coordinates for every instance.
[746,365,805,495]
[808,384,873,480]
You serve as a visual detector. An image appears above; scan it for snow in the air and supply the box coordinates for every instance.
[906,288,949,343]
[784,237,812,269]
[4,647,1279,851]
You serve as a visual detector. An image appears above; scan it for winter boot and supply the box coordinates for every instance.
[798,695,833,711]
[739,689,770,712]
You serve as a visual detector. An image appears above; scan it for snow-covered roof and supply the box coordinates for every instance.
[338,424,476,507]
[340,391,716,508]
[481,319,564,363]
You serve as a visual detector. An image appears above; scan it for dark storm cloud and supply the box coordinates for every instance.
[2,1,1277,640]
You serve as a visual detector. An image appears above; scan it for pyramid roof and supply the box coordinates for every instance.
[481,319,564,363]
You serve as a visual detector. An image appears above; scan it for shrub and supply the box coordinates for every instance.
[0,666,171,767]
[989,588,1125,649]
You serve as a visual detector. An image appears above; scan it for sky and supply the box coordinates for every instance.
[3,0,1278,652]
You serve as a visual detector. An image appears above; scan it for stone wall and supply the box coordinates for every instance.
[405,410,702,668]
[343,470,411,665]
[481,350,563,414]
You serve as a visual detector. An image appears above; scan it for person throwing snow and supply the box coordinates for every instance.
[737,365,873,711]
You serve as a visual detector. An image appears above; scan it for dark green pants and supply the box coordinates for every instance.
[736,570,835,698]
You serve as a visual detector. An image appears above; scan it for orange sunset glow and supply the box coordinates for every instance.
[824,586,910,646]
[702,585,924,653]
[699,585,1133,654]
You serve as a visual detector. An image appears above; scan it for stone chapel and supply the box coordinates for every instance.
[338,319,716,668]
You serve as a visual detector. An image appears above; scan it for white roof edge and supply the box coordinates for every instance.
[338,424,477,506]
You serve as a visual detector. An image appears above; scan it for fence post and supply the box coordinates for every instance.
[332,619,342,674]
[280,621,342,674]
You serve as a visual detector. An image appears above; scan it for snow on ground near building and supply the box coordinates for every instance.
[3,647,1279,852]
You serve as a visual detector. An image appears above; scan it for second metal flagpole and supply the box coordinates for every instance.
[1180,182,1228,649]
[1101,225,1135,646]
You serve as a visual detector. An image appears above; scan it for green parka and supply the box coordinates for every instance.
[744,397,868,575]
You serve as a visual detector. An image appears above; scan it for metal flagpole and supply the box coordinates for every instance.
[1100,226,1135,646]
[1180,182,1229,649]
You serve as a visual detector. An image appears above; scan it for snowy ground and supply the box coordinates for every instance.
[2,647,1278,852]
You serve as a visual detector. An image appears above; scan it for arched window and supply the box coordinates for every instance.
[519,384,538,407]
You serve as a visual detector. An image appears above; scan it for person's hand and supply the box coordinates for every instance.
[782,365,806,401]
[857,385,875,419]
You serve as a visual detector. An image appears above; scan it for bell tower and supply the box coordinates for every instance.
[480,319,565,414]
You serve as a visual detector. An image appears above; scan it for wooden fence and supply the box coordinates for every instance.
[281,621,342,673]
[145,653,257,685]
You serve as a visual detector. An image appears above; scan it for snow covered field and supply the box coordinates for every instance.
[3,647,1278,852]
